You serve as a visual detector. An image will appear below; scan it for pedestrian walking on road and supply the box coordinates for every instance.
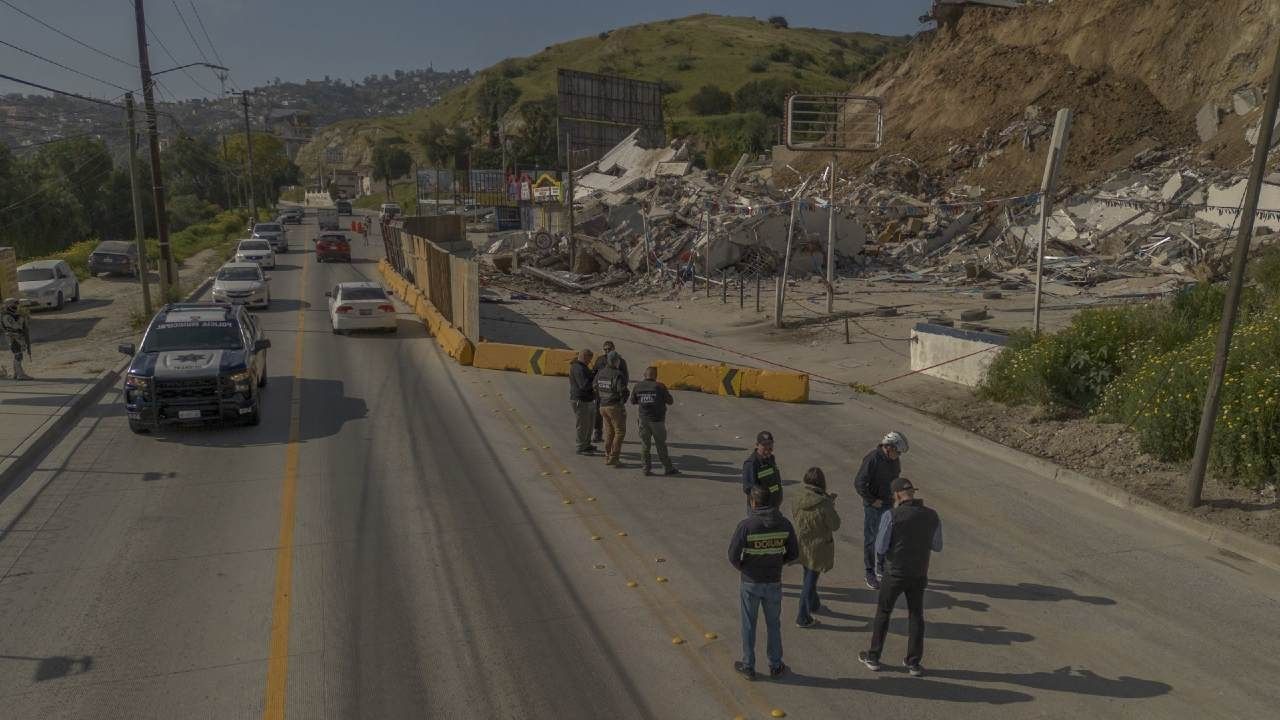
[595,351,629,466]
[729,484,799,681]
[569,349,597,454]
[1,298,32,380]
[630,366,679,476]
[790,467,841,628]
[854,431,908,590]
[742,431,782,508]
[592,341,628,443]
[859,477,942,678]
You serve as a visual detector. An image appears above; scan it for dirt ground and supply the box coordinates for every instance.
[21,248,226,379]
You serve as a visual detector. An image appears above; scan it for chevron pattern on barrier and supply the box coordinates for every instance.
[654,360,808,404]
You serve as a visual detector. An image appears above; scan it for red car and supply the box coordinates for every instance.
[315,233,351,263]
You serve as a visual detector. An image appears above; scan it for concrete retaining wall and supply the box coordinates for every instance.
[379,260,474,365]
[471,342,577,377]
[909,323,1007,388]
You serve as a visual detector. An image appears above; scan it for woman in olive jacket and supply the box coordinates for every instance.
[790,467,842,627]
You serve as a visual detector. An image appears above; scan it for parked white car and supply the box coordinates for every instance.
[17,259,79,310]
[211,262,270,309]
[234,239,276,269]
[327,282,397,334]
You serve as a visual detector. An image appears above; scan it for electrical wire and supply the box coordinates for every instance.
[0,37,133,92]
[171,0,209,64]
[123,0,217,97]
[0,0,137,69]
[188,1,223,67]
[0,71,123,109]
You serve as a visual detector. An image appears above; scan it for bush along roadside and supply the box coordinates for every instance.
[979,254,1280,490]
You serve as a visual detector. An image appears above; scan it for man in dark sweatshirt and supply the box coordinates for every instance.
[859,477,942,678]
[741,430,782,508]
[728,484,799,680]
[630,366,678,476]
[591,340,628,442]
[568,349,596,454]
[853,431,908,590]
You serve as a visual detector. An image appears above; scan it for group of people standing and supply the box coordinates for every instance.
[730,430,943,680]
[566,342,944,679]
[568,341,680,477]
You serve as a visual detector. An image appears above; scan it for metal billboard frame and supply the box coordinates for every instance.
[785,94,884,152]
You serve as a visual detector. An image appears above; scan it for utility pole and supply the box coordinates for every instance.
[133,0,175,301]
[241,90,257,222]
[220,134,233,209]
[1032,108,1073,336]
[826,154,837,313]
[774,177,813,328]
[124,93,153,317]
[564,132,576,270]
[1186,36,1280,508]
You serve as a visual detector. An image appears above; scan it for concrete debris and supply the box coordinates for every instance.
[1232,87,1262,116]
[488,126,1259,304]
[1195,102,1221,143]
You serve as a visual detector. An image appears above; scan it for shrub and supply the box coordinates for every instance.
[748,57,769,73]
[1252,244,1280,299]
[768,16,789,29]
[676,55,695,71]
[830,36,850,49]
[688,84,733,116]
[768,46,792,63]
[734,78,797,119]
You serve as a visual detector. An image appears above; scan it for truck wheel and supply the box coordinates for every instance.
[128,419,151,434]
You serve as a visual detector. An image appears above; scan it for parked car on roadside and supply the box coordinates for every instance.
[327,282,397,334]
[379,203,401,221]
[17,259,79,310]
[119,303,270,433]
[251,222,288,253]
[87,240,140,277]
[211,262,270,309]
[234,239,276,269]
[314,233,352,263]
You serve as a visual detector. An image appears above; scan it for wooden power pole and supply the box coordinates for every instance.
[242,90,257,222]
[124,93,153,317]
[133,0,175,301]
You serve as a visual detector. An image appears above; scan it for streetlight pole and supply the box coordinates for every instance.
[133,0,174,301]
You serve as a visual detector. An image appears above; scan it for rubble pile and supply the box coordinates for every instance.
[487,126,1276,303]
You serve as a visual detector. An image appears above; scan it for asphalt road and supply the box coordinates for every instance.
[0,214,1277,719]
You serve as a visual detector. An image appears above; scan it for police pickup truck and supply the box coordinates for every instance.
[118,303,271,433]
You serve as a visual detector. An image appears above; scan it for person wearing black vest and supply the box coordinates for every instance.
[854,431,908,591]
[568,349,597,454]
[741,431,782,508]
[859,477,942,678]
[591,341,628,442]
[630,366,679,476]
[595,352,630,466]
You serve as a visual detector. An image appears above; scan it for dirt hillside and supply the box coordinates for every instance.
[851,0,1280,194]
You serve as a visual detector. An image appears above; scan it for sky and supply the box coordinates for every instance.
[0,1,932,102]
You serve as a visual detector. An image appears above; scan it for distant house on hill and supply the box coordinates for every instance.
[923,0,1022,30]
[266,108,313,162]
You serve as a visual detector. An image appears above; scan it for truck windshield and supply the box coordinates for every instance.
[142,321,243,352]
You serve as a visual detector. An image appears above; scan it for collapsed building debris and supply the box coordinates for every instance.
[484,119,1279,309]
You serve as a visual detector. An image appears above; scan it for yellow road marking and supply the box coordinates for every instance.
[262,248,309,720]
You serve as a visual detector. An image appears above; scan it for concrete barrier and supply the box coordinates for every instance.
[379,261,474,365]
[909,323,1007,388]
[472,342,577,377]
[655,360,809,404]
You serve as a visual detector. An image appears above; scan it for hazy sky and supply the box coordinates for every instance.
[0,1,931,102]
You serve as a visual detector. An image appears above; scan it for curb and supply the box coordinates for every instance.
[865,393,1280,574]
[0,275,213,501]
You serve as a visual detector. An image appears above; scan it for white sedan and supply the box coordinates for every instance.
[234,239,276,269]
[211,262,270,309]
[17,259,79,310]
[327,282,397,334]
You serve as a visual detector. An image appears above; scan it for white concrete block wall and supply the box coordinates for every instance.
[909,323,1008,388]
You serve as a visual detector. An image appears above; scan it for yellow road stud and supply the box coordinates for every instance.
[671,637,684,645]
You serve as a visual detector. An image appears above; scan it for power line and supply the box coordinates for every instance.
[0,37,133,92]
[123,0,216,97]
[5,131,120,151]
[0,72,123,109]
[0,0,137,69]
[188,1,223,66]
[171,0,209,64]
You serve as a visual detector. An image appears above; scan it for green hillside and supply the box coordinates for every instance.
[299,15,905,173]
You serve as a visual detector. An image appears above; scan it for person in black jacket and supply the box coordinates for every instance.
[859,477,942,678]
[741,431,782,508]
[853,431,908,590]
[591,341,628,442]
[728,484,799,680]
[568,349,596,454]
[595,352,630,466]
[630,366,678,476]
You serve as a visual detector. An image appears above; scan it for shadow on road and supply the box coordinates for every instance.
[0,654,93,682]
[29,317,102,342]
[257,298,312,314]
[775,672,1034,704]
[926,666,1173,698]
[929,579,1116,606]
[480,304,571,349]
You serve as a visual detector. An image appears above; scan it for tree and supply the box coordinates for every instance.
[474,75,521,128]
[768,16,789,29]
[371,138,413,199]
[223,133,296,207]
[688,84,733,116]
[734,78,798,119]
[417,122,451,168]
[513,97,558,167]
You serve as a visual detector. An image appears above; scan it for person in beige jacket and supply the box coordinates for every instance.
[790,467,842,628]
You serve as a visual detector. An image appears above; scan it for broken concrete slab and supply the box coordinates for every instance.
[1196,102,1221,143]
[1195,179,1280,231]
[1233,87,1262,116]
[1161,173,1185,202]
[1246,111,1280,148]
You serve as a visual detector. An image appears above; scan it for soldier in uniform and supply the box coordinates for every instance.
[1,298,32,380]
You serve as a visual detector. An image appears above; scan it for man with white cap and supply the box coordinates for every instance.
[854,431,908,590]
